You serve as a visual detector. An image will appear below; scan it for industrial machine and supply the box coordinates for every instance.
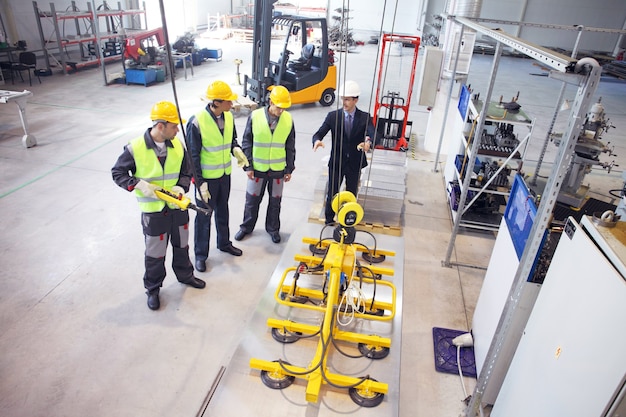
[249,192,397,407]
[554,97,616,207]
[123,27,166,67]
[244,0,337,107]
[372,34,420,152]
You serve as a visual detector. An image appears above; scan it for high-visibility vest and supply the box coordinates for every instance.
[197,110,234,179]
[131,136,184,213]
[251,108,291,172]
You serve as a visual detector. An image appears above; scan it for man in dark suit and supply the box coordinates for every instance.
[312,80,377,224]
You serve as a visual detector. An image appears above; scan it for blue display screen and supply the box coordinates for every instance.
[504,174,537,260]
[458,85,471,120]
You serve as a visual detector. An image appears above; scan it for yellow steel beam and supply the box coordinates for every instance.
[302,237,396,257]
[266,319,391,349]
[333,330,391,348]
[294,254,395,277]
[267,318,320,336]
[304,244,350,403]
[248,359,388,396]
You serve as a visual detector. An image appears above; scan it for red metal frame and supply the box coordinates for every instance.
[372,33,420,151]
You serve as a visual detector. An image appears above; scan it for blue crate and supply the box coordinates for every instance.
[455,154,481,178]
[200,48,222,62]
[125,68,157,86]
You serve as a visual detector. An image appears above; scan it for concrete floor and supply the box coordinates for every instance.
[1,38,625,417]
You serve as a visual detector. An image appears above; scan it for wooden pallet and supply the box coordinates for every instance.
[307,202,403,236]
[232,29,254,43]
[232,96,258,115]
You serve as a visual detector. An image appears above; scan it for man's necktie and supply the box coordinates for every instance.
[345,113,353,133]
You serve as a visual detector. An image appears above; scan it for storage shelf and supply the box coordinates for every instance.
[470,99,533,126]
[33,0,148,82]
[445,95,535,232]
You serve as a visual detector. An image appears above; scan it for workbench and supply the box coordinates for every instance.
[171,52,194,80]
[0,89,36,148]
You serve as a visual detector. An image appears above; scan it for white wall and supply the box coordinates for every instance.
[328,0,424,40]
[424,0,626,54]
[6,0,626,56]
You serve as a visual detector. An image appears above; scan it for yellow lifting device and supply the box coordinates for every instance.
[249,192,397,407]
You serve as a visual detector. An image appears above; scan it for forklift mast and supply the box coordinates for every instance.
[245,0,278,105]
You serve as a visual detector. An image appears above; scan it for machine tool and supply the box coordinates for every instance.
[249,191,397,407]
[123,27,166,68]
[554,97,616,207]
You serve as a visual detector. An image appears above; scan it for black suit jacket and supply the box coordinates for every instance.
[312,108,376,171]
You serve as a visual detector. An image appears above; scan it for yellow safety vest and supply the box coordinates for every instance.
[251,108,291,172]
[131,136,184,213]
[197,110,234,179]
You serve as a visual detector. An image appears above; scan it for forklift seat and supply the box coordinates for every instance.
[288,44,315,71]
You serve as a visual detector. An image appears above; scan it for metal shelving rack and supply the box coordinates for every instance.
[446,97,535,232]
[33,0,147,84]
[434,16,602,417]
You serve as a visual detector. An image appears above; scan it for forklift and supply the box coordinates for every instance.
[244,0,337,107]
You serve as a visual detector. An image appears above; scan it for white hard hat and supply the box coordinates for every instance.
[339,80,361,97]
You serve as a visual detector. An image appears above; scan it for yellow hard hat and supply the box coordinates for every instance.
[150,101,185,124]
[268,85,291,108]
[205,81,238,101]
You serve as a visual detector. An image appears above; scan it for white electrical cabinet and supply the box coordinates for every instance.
[492,216,626,416]
[417,46,443,107]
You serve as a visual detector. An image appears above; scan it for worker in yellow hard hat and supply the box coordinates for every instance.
[111,101,205,311]
[234,85,296,244]
[312,80,377,225]
[185,81,248,272]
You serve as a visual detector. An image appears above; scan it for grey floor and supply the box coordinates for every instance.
[1,39,625,417]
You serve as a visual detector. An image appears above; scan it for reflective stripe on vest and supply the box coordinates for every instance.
[197,110,233,179]
[251,108,291,172]
[131,136,184,213]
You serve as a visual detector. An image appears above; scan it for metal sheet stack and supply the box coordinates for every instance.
[358,150,407,228]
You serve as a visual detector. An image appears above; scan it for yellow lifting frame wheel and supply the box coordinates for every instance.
[331,191,364,227]
[331,191,356,213]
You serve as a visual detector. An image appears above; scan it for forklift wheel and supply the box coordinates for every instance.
[260,361,296,389]
[319,88,335,106]
[348,379,385,407]
[272,327,302,343]
[358,342,390,359]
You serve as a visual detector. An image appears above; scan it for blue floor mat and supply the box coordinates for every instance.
[432,327,477,378]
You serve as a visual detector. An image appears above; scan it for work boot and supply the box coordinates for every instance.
[234,229,248,241]
[220,244,242,256]
[182,276,206,289]
[195,259,206,272]
[270,232,281,244]
[147,290,160,310]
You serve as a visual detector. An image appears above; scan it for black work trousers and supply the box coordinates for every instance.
[194,174,232,262]
[324,165,360,224]
[240,176,284,234]
[142,207,195,294]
